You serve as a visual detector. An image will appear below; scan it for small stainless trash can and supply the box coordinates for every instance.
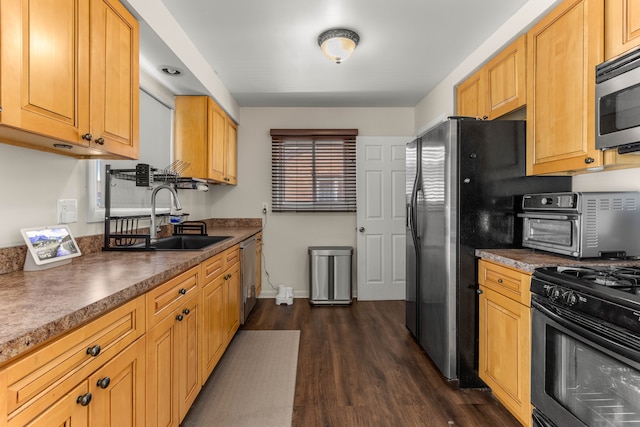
[308,246,353,305]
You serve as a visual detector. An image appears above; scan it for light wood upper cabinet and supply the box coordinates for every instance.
[526,0,604,175]
[485,35,527,119]
[456,35,526,120]
[174,95,238,185]
[478,259,532,427]
[605,0,640,60]
[89,0,140,159]
[456,68,487,119]
[0,0,139,159]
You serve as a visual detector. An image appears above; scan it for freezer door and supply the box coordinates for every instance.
[417,120,457,381]
[405,139,419,337]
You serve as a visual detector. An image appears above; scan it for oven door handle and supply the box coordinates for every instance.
[532,299,640,363]
[518,213,578,220]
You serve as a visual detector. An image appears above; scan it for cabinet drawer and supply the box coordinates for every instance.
[201,252,224,285]
[146,265,200,328]
[478,259,531,306]
[3,296,145,418]
[224,246,240,266]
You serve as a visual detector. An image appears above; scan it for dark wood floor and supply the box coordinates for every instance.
[242,298,522,427]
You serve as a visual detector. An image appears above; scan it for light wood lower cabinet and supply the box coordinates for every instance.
[146,266,201,427]
[256,232,263,298]
[0,240,252,427]
[478,259,532,427]
[1,297,146,427]
[200,245,241,384]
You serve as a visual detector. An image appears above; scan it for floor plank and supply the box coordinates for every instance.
[242,298,522,427]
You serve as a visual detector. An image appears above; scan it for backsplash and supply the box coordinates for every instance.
[0,218,262,275]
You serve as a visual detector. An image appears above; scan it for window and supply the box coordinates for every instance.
[271,129,358,212]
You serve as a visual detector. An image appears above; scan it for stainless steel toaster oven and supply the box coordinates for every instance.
[519,192,640,259]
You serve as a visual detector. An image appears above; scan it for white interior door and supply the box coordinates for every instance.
[356,136,411,300]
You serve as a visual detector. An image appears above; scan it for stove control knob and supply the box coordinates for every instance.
[543,285,554,297]
[550,287,562,301]
[541,197,553,206]
[563,291,578,307]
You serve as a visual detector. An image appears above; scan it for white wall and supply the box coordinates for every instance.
[204,107,415,297]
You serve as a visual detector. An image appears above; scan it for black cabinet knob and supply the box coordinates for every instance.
[86,345,101,357]
[176,314,184,321]
[82,133,93,141]
[95,137,105,145]
[584,157,595,164]
[179,288,187,295]
[183,308,190,315]
[77,393,92,406]
[97,377,111,389]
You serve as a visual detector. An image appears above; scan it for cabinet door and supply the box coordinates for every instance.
[88,337,146,427]
[526,0,604,175]
[146,313,180,427]
[605,0,640,60]
[201,274,226,383]
[89,0,139,159]
[479,286,531,426]
[225,262,241,344]
[486,35,526,119]
[208,100,227,182]
[0,0,90,146]
[456,68,487,118]
[177,295,200,422]
[174,96,209,179]
[225,119,238,184]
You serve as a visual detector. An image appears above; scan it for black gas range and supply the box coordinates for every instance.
[532,265,640,338]
[531,265,640,427]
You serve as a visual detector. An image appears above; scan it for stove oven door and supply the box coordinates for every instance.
[531,298,640,427]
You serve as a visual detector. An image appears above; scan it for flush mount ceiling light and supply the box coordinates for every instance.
[159,65,183,76]
[317,29,360,64]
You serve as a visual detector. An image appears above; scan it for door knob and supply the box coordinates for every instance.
[359,227,365,233]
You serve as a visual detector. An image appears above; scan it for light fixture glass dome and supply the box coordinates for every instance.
[317,29,360,64]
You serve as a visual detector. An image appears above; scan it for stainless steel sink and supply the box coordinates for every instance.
[146,235,232,250]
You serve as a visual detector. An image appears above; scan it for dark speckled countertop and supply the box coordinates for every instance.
[0,224,261,366]
[475,248,640,273]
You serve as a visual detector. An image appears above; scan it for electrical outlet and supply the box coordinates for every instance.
[262,202,268,214]
[58,199,78,223]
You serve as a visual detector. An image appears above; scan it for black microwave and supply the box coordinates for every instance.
[595,47,640,154]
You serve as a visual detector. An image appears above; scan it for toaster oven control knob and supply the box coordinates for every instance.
[561,290,578,306]
[550,287,562,301]
[541,197,553,205]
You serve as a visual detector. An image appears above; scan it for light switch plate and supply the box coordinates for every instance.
[58,199,78,223]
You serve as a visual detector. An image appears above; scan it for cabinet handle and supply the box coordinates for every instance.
[179,288,187,295]
[176,314,184,321]
[476,289,483,295]
[95,137,105,145]
[97,377,111,389]
[584,157,595,164]
[86,345,101,357]
[497,278,503,283]
[77,393,92,406]
[183,308,190,315]
[82,133,93,141]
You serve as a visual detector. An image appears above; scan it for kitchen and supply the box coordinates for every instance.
[1,0,640,426]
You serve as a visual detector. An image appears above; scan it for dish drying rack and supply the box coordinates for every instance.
[103,161,204,251]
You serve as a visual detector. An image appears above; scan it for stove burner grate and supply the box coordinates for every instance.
[556,266,640,292]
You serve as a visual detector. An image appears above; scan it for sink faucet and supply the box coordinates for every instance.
[150,184,182,241]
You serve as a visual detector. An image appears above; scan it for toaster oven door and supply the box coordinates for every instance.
[520,213,580,257]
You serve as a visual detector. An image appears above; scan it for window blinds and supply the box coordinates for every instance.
[270,129,358,212]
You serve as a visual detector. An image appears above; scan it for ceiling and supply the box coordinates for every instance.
[132,0,529,108]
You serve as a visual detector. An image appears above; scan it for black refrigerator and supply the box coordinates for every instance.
[405,118,571,387]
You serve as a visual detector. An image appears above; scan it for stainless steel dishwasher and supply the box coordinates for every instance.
[239,235,257,324]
